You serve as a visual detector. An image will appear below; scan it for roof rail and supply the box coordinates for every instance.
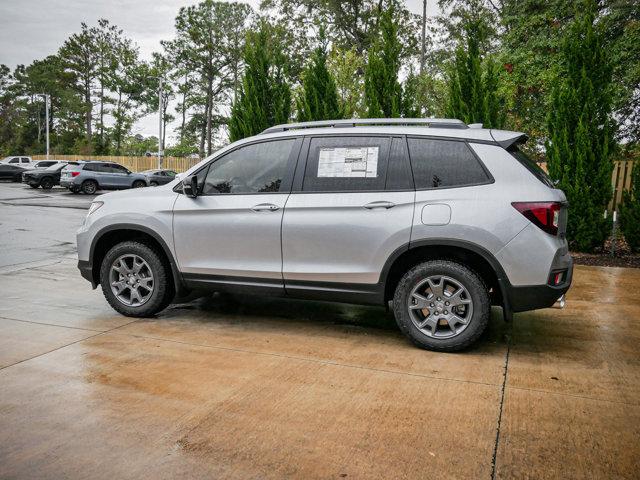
[261,118,468,134]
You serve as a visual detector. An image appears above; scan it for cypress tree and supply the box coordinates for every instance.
[297,41,341,122]
[546,0,614,252]
[446,19,503,128]
[229,23,291,142]
[364,5,403,118]
[619,159,640,252]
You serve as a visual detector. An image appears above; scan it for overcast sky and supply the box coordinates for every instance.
[0,0,440,138]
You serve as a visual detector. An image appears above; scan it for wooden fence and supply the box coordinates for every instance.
[34,154,636,210]
[32,155,201,173]
[539,160,636,211]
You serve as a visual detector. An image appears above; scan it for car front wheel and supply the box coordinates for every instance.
[393,260,490,352]
[99,241,173,317]
[40,177,54,190]
[132,180,146,188]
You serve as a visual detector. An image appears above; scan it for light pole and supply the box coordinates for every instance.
[36,94,50,159]
[157,77,163,169]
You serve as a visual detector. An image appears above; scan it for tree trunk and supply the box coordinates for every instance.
[420,0,427,74]
[206,74,213,155]
[180,74,187,142]
[85,77,92,147]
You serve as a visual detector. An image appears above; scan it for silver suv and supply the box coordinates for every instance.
[76,119,573,351]
[61,161,148,194]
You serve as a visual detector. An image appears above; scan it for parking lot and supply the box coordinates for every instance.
[0,181,638,479]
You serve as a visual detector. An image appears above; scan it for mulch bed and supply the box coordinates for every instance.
[571,236,640,268]
[572,252,640,268]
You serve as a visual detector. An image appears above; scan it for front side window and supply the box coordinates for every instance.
[9,158,18,164]
[303,136,390,192]
[408,138,490,189]
[202,139,295,195]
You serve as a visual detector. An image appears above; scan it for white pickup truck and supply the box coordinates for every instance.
[1,156,34,169]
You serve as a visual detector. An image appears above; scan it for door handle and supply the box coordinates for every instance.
[363,201,396,210]
[251,203,280,212]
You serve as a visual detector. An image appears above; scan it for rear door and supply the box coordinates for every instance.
[282,135,415,290]
[108,163,132,188]
[173,137,301,289]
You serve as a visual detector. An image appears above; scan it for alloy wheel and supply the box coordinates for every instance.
[407,275,474,338]
[109,254,155,306]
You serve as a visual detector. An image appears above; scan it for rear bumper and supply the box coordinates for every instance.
[506,255,573,312]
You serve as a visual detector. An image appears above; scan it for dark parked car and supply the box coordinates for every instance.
[141,169,178,186]
[22,162,79,190]
[0,164,27,182]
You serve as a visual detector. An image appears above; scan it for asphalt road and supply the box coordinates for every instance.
[0,181,638,479]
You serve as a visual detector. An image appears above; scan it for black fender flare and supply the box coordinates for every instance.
[89,223,185,294]
[378,238,512,318]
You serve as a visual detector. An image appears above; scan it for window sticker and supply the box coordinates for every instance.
[317,147,379,178]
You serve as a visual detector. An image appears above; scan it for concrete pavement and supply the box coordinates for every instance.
[0,182,638,479]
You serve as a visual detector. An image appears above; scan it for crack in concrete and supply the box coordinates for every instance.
[491,329,511,480]
[0,318,140,372]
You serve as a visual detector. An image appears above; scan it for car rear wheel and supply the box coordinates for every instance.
[132,180,146,188]
[82,180,98,194]
[392,260,490,352]
[40,177,54,190]
[100,241,173,317]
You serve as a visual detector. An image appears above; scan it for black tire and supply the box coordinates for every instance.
[40,177,54,190]
[69,187,80,194]
[29,184,39,189]
[392,260,490,352]
[99,241,174,317]
[150,181,159,187]
[82,180,98,194]
[132,180,146,188]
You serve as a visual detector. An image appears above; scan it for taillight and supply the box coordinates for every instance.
[71,171,80,177]
[512,202,562,236]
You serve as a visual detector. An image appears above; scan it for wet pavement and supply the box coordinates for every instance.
[0,181,639,479]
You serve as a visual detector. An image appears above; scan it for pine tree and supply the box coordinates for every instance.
[546,0,614,252]
[297,41,341,122]
[364,5,403,118]
[229,23,291,142]
[619,158,640,252]
[446,19,503,128]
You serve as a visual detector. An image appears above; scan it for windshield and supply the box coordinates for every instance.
[508,146,555,188]
[46,164,65,171]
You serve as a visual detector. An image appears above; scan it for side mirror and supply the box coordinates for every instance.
[182,175,199,198]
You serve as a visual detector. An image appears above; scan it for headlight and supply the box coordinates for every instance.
[87,201,104,216]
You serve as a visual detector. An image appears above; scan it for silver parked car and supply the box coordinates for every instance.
[76,119,573,351]
[60,161,148,194]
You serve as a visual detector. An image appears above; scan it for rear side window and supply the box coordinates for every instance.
[408,138,490,189]
[83,163,105,172]
[303,136,390,192]
[509,146,555,188]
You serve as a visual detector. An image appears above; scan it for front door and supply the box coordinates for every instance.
[173,137,301,291]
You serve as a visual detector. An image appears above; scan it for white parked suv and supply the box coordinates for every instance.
[76,119,573,351]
